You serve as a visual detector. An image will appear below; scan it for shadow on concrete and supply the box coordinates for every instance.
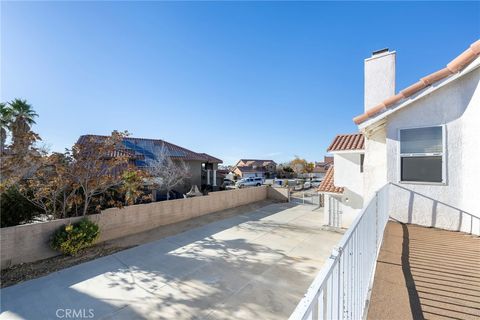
[1,202,328,320]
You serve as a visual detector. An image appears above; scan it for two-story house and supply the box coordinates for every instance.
[319,40,480,235]
[77,135,222,194]
[231,159,277,179]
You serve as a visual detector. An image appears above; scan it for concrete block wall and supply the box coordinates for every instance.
[1,186,284,269]
[0,216,83,270]
[266,187,290,202]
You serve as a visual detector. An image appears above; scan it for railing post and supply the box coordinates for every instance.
[288,183,392,320]
[323,283,328,319]
[375,191,379,251]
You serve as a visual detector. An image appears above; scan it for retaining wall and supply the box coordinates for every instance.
[1,186,288,269]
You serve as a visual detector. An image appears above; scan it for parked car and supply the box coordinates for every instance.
[303,181,311,189]
[294,184,303,191]
[311,179,323,188]
[221,179,235,190]
[236,177,264,188]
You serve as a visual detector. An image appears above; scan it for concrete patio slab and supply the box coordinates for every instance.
[0,202,342,320]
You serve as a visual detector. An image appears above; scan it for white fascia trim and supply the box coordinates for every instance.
[358,56,480,131]
[318,191,344,195]
[329,150,365,154]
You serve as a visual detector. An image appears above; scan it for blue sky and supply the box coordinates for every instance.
[2,1,479,165]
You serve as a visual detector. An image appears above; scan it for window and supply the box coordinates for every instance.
[399,126,444,183]
[360,154,365,173]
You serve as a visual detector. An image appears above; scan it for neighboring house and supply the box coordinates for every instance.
[297,156,332,179]
[214,168,230,186]
[77,135,222,193]
[320,40,480,234]
[231,159,277,178]
[318,134,364,228]
[310,156,334,179]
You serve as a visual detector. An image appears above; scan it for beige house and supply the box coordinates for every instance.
[309,156,333,179]
[232,159,277,179]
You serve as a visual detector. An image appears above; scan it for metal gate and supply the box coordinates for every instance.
[328,196,342,228]
[290,192,323,206]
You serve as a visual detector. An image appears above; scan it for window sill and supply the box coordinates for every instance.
[398,181,447,186]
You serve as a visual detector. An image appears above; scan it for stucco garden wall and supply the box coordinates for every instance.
[266,186,290,202]
[1,186,288,269]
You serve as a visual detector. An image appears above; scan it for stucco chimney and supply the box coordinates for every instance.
[364,49,396,111]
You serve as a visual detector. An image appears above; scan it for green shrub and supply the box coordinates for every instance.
[51,218,100,256]
[1,187,41,228]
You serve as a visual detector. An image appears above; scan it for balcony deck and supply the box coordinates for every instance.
[367,221,480,320]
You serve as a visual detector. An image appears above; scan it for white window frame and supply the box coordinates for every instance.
[397,125,446,185]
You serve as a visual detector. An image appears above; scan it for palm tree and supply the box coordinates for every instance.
[0,102,13,152]
[9,99,38,134]
[8,99,38,149]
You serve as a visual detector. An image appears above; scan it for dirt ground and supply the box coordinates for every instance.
[0,200,274,288]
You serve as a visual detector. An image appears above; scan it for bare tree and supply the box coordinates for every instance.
[68,131,130,215]
[146,145,190,200]
[20,153,76,219]
[290,156,307,177]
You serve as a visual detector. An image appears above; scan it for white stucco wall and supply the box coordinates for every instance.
[323,193,358,229]
[363,67,480,234]
[364,51,396,111]
[323,194,331,226]
[363,127,388,200]
[330,153,364,228]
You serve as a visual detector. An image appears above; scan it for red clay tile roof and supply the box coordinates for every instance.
[327,133,364,152]
[237,159,277,167]
[317,167,344,194]
[354,39,480,125]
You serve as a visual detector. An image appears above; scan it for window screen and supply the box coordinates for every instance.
[400,126,442,154]
[401,156,442,182]
[400,126,444,183]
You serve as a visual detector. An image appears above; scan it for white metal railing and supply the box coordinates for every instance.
[290,184,390,320]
